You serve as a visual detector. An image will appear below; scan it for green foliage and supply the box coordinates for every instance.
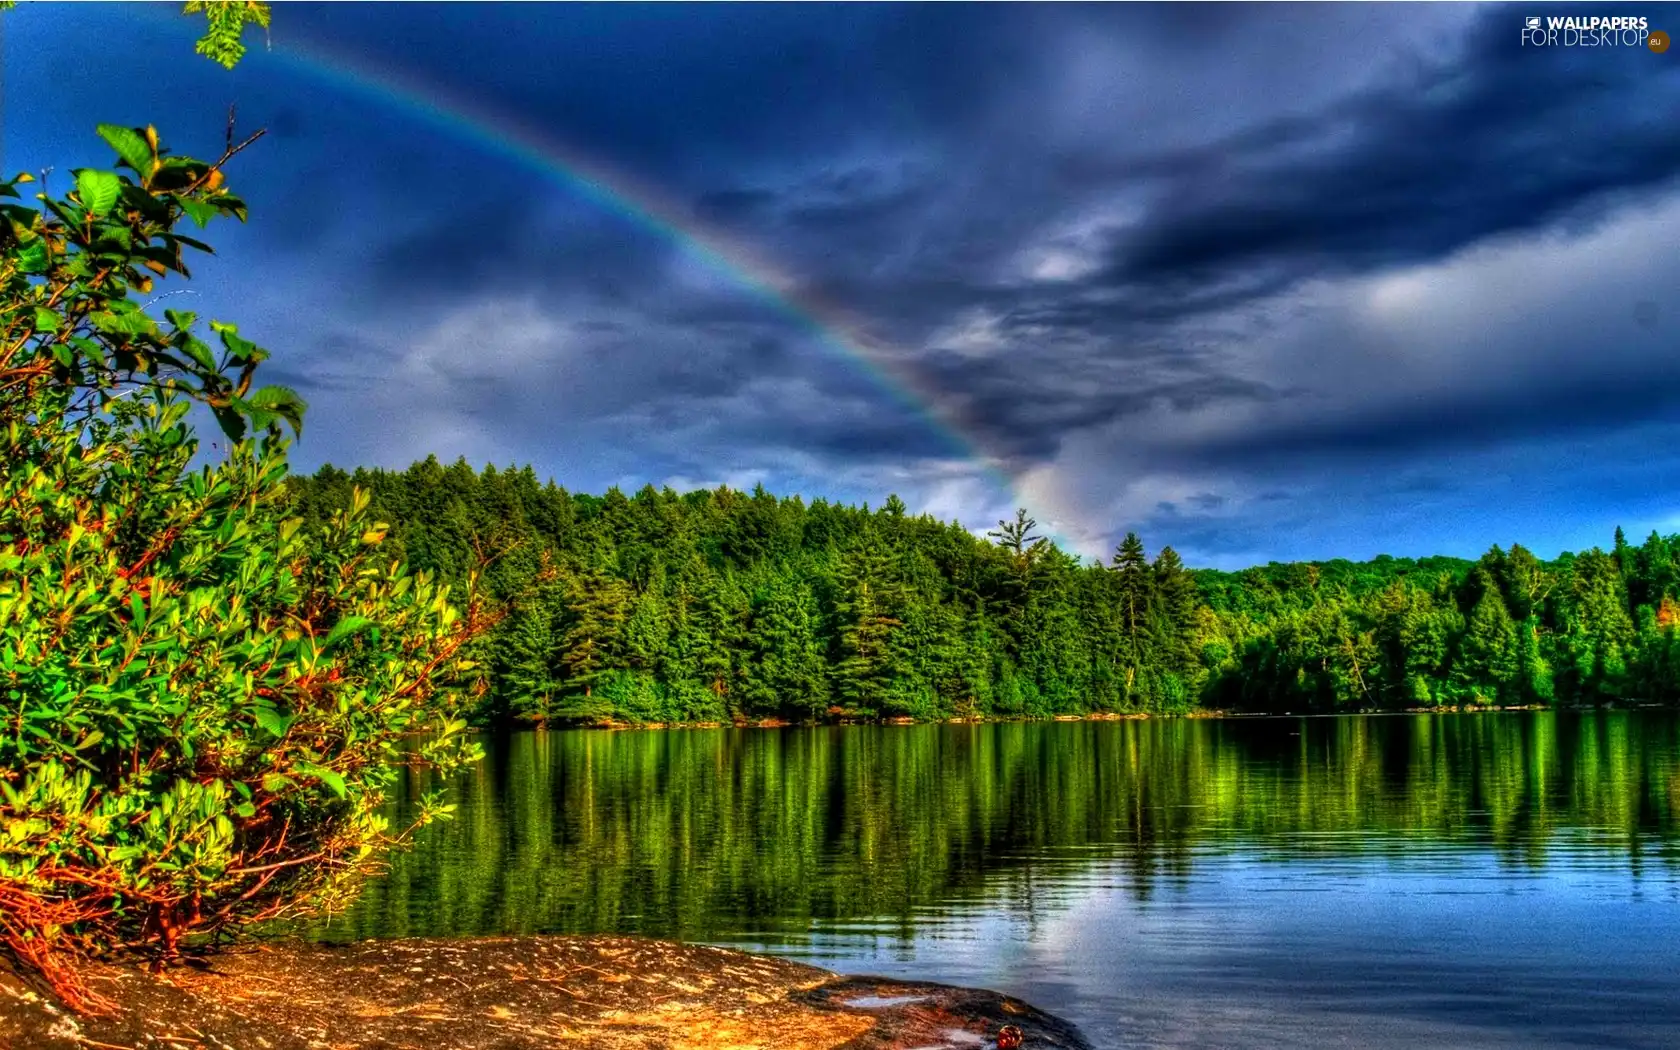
[0,120,301,443]
[288,461,1680,726]
[182,1,272,69]
[1,3,271,71]
[0,129,481,1009]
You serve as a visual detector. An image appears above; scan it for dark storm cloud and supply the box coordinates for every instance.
[253,331,405,394]
[914,345,1291,462]
[1079,10,1680,291]
[726,400,962,465]
[835,6,1680,475]
[1177,365,1680,470]
[293,2,1680,491]
[286,6,1505,472]
[21,1,1680,563]
[362,182,678,299]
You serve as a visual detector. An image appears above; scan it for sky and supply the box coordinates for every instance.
[5,3,1679,568]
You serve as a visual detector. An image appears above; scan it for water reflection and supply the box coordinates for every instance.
[306,712,1680,1048]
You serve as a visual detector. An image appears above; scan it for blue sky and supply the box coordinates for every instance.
[6,3,1679,567]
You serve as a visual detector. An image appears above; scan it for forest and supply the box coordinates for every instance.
[286,458,1680,725]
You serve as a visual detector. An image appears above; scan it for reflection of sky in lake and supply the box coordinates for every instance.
[757,852,1680,1049]
[305,714,1680,1049]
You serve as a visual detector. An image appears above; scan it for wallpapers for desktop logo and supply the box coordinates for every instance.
[1521,14,1667,50]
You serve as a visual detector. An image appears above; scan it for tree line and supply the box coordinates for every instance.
[286,459,1680,725]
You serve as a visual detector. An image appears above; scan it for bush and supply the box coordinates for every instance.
[0,126,486,1010]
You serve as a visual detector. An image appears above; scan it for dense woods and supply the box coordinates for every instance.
[288,461,1680,725]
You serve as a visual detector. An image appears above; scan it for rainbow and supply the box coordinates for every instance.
[123,8,1074,543]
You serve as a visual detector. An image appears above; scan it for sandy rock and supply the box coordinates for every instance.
[0,935,1090,1050]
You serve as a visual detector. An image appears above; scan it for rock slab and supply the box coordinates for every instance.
[0,935,1091,1050]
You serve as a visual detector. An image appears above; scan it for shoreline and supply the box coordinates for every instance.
[1,934,1091,1050]
[511,701,1676,733]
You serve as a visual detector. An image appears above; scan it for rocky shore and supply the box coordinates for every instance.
[0,935,1091,1050]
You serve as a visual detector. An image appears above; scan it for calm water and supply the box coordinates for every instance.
[310,713,1680,1048]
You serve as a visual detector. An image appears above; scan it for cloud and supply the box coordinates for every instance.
[1076,12,1680,292]
[19,1,1680,567]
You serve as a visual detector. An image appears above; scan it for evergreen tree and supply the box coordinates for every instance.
[1453,570,1520,703]
[1515,616,1556,704]
[497,555,566,724]
[1151,546,1201,681]
[832,545,904,714]
[558,568,633,708]
[742,577,830,718]
[1109,533,1153,700]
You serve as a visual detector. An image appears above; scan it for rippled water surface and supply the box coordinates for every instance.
[312,713,1680,1048]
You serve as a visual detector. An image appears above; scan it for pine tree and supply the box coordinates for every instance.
[1109,533,1153,700]
[1516,616,1555,704]
[1453,570,1519,703]
[988,508,1048,604]
[832,545,904,715]
[1615,525,1636,582]
[500,575,565,725]
[1633,531,1675,611]
[1151,546,1200,681]
[558,567,633,707]
[687,575,745,710]
[742,577,830,718]
[1556,550,1636,701]
[1498,544,1551,622]
[1110,533,1150,636]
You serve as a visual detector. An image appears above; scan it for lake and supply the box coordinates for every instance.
[308,712,1680,1049]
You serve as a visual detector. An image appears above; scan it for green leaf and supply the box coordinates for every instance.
[68,336,106,368]
[301,764,347,799]
[178,197,217,229]
[169,232,215,254]
[210,404,247,442]
[16,239,48,273]
[76,169,122,217]
[252,706,293,738]
[216,324,260,362]
[32,307,58,332]
[96,124,155,177]
[180,336,217,373]
[320,616,372,654]
[216,193,249,222]
[248,384,306,435]
[91,309,158,339]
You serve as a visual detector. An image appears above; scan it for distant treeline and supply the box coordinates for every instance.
[286,457,1680,725]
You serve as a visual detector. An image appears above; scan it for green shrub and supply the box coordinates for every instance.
[0,126,485,1011]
